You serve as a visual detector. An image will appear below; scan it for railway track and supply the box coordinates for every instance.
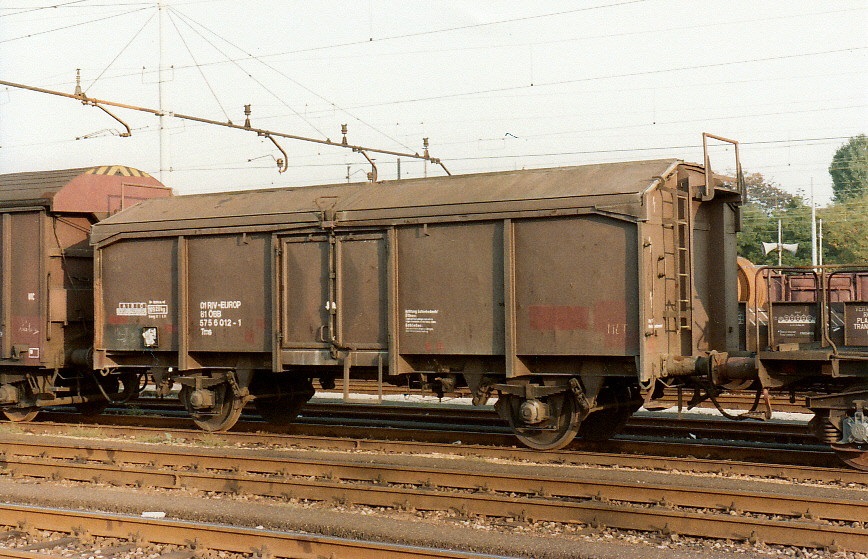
[44,397,819,445]
[0,503,486,558]
[322,382,813,414]
[0,432,864,554]
[1,416,862,485]
[31,399,832,467]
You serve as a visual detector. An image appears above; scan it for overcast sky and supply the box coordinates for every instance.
[0,1,865,204]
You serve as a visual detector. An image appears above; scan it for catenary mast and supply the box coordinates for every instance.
[157,0,169,182]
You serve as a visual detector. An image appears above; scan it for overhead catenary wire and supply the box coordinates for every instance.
[166,9,230,123]
[85,11,155,94]
[0,6,149,43]
[1,4,860,200]
[235,0,652,58]
[0,0,90,18]
[165,5,862,70]
[0,78,452,177]
[168,6,414,152]
[164,6,327,139]
[327,47,867,110]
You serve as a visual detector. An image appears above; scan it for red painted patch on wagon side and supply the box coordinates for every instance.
[106,314,129,325]
[593,300,633,350]
[529,305,589,331]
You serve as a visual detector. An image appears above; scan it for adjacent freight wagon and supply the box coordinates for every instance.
[89,153,746,448]
[0,166,170,419]
[0,140,863,469]
[737,263,868,468]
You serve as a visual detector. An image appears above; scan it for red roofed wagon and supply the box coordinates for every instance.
[0,166,170,420]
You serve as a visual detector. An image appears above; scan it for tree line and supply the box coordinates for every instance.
[737,135,867,266]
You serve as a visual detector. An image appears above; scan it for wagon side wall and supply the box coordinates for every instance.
[0,208,97,374]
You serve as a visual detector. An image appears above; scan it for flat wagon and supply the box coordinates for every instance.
[738,263,868,468]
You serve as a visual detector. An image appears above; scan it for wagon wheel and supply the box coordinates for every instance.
[2,407,39,422]
[255,397,305,426]
[75,374,121,417]
[75,401,109,418]
[578,406,634,441]
[820,382,868,471]
[2,383,39,422]
[831,444,868,471]
[254,380,315,426]
[579,384,642,441]
[179,383,244,432]
[497,392,582,450]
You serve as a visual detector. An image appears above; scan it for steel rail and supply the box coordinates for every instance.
[41,400,817,443]
[0,437,863,525]
[1,450,865,551]
[318,382,811,413]
[4,420,856,483]
[0,552,54,558]
[29,408,832,469]
[0,503,485,559]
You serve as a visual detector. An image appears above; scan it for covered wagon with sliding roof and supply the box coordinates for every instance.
[90,154,746,448]
[0,165,170,421]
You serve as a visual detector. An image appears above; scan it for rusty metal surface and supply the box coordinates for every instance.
[187,234,272,352]
[515,216,638,356]
[99,237,178,352]
[5,446,866,531]
[0,166,169,213]
[0,212,41,365]
[10,417,864,482]
[0,432,865,552]
[91,159,683,243]
[845,303,868,346]
[397,222,504,355]
[0,167,167,373]
[0,503,479,559]
[92,158,747,395]
[752,267,868,352]
[280,236,330,348]
[337,234,388,348]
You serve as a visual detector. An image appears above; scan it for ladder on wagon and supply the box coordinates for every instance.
[661,178,693,334]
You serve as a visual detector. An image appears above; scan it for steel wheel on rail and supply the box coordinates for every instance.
[253,378,315,426]
[2,407,39,422]
[2,383,39,422]
[578,381,642,441]
[254,398,304,426]
[179,382,244,432]
[831,383,868,472]
[497,391,582,450]
[74,374,121,417]
[832,444,868,471]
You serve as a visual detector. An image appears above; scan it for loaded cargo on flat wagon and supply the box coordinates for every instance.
[0,136,865,469]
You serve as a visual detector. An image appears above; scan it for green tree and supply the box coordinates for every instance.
[829,134,868,202]
[817,193,868,264]
[737,173,812,266]
[742,172,796,214]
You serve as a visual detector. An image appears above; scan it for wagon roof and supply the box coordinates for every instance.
[91,159,682,241]
[0,165,169,214]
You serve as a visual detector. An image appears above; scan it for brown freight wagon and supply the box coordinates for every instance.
[0,166,170,420]
[90,152,748,449]
[737,264,868,468]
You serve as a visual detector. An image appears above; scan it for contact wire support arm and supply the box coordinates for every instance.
[87,101,132,138]
[261,133,288,173]
[0,78,451,178]
[355,148,378,183]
